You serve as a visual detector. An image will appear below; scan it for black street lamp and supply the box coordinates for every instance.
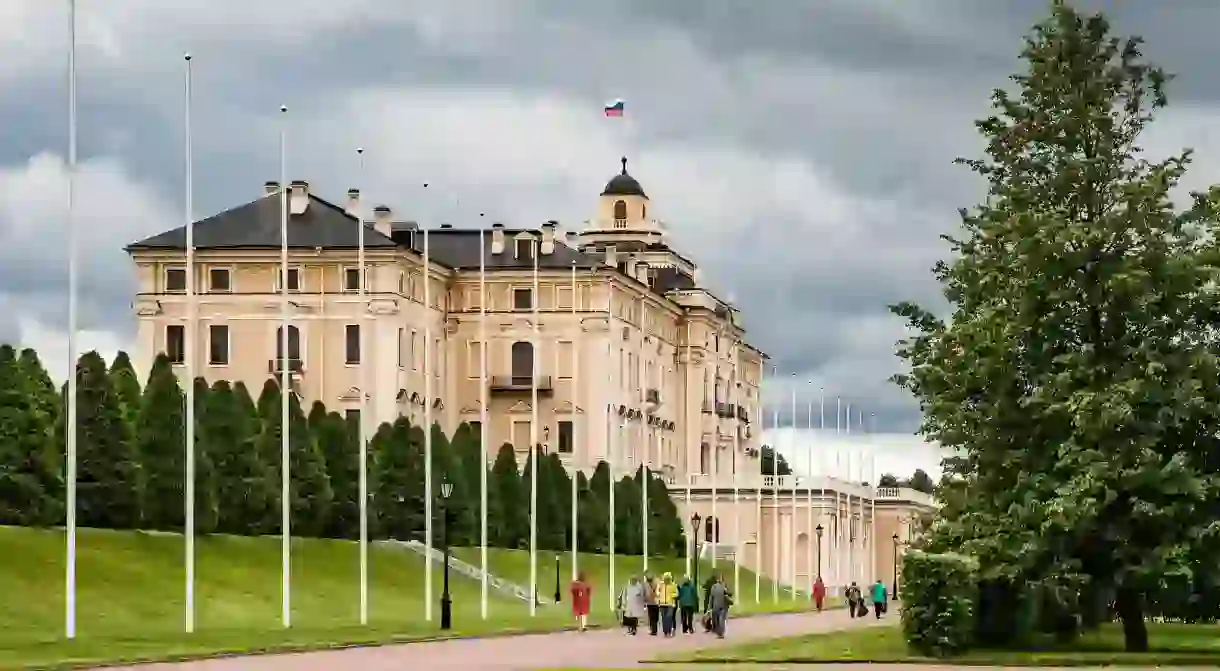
[440,478,454,630]
[689,512,702,612]
[815,524,824,580]
[891,533,900,600]
[554,553,562,603]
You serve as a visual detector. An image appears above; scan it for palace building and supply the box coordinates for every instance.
[126,157,934,593]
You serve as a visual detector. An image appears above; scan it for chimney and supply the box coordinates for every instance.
[373,205,392,236]
[289,180,309,215]
[540,220,557,255]
[692,267,702,286]
[636,263,650,284]
[346,188,360,216]
[491,223,505,255]
[264,180,280,196]
[605,244,618,268]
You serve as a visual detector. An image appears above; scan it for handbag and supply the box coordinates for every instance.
[856,602,868,617]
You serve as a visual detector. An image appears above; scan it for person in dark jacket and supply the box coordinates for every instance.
[677,575,699,634]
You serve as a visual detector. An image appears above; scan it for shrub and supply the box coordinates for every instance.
[900,550,979,657]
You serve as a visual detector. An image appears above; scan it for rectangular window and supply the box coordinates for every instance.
[513,288,532,311]
[398,271,405,294]
[345,408,360,428]
[276,267,300,292]
[557,340,574,379]
[166,324,185,364]
[467,287,482,310]
[556,286,573,310]
[469,420,482,437]
[411,330,418,370]
[165,267,186,293]
[345,324,361,364]
[208,268,231,293]
[515,237,533,260]
[343,267,361,292]
[467,340,483,378]
[557,420,573,454]
[208,324,229,365]
[434,337,442,377]
[397,328,405,368]
[512,420,531,451]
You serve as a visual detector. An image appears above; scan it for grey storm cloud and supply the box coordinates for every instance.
[2,0,1220,434]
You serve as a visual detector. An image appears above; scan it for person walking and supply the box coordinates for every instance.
[677,575,698,634]
[707,574,733,639]
[846,581,862,619]
[871,579,888,619]
[656,572,678,637]
[620,576,647,635]
[813,576,826,612]
[644,572,660,636]
[570,571,592,632]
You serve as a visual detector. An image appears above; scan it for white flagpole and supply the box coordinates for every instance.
[684,320,692,580]
[710,345,719,572]
[183,53,197,634]
[529,235,539,616]
[754,360,761,604]
[278,104,291,629]
[731,343,740,594]
[789,373,796,600]
[479,217,489,620]
[866,410,875,585]
[770,365,778,603]
[639,308,648,572]
[607,282,616,609]
[424,224,434,622]
[817,388,824,583]
[570,261,579,581]
[805,380,813,601]
[845,404,853,586]
[356,147,369,626]
[835,396,841,591]
[65,0,79,640]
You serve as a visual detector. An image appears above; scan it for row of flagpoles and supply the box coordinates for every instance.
[59,3,884,638]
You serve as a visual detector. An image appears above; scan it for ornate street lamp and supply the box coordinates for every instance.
[440,478,454,630]
[690,512,702,612]
[554,553,562,604]
[815,524,824,580]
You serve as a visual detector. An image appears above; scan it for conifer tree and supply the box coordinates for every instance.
[108,350,142,437]
[138,354,190,530]
[371,419,425,540]
[432,422,475,546]
[65,351,141,529]
[311,403,358,539]
[254,380,333,537]
[0,345,59,525]
[575,469,608,554]
[490,443,526,548]
[17,347,63,524]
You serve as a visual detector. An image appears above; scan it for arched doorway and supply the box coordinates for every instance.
[276,324,300,361]
[510,341,533,385]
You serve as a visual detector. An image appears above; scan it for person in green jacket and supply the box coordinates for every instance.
[871,580,888,619]
[677,575,699,634]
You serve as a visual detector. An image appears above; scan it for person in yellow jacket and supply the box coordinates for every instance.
[656,572,680,637]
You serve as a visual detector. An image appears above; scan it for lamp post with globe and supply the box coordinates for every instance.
[690,512,702,612]
[815,524,824,580]
[440,478,454,630]
[892,533,901,600]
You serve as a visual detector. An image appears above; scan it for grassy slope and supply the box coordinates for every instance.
[671,620,1220,666]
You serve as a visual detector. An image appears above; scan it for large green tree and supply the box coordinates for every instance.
[892,1,1220,652]
[109,350,142,437]
[311,403,358,539]
[138,354,192,530]
[371,419,425,540]
[202,380,277,534]
[17,348,63,523]
[64,351,142,529]
[0,345,60,525]
[254,380,333,537]
[430,422,475,547]
[490,443,526,548]
[575,469,608,554]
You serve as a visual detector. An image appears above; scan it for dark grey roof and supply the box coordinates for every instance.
[601,157,647,198]
[126,194,397,250]
[391,227,605,270]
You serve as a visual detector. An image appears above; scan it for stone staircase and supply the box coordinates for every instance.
[376,539,552,605]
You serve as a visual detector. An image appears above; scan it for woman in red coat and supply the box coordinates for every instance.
[813,576,827,612]
[570,571,592,631]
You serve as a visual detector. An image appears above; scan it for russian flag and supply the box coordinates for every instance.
[604,99,624,117]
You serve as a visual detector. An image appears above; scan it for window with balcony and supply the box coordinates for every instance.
[613,200,627,228]
[510,341,534,384]
[166,324,185,364]
[275,324,301,361]
[345,324,361,364]
[208,325,229,365]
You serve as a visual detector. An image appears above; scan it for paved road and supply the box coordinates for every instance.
[100,608,890,670]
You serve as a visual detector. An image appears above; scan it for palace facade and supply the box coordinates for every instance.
[126,158,934,592]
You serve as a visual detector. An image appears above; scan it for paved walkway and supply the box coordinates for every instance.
[102,609,890,670]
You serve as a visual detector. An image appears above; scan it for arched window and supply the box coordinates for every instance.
[613,199,627,220]
[705,516,720,543]
[642,203,647,220]
[510,341,534,383]
[276,325,300,360]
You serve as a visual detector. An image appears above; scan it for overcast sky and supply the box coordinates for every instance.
[2,1,1218,470]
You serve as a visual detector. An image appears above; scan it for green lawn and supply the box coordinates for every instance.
[451,546,818,617]
[665,620,1220,667]
[0,526,816,670]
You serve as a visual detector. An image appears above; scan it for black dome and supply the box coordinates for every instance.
[601,157,647,198]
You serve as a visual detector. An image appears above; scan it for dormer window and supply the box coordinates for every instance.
[613,200,627,227]
[514,237,533,260]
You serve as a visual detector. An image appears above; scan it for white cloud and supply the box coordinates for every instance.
[14,314,133,383]
[764,427,945,481]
